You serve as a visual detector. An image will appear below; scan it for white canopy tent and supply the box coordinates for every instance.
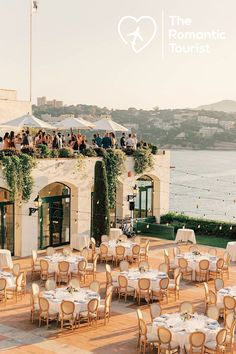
[92,117,128,132]
[56,117,95,129]
[2,114,54,129]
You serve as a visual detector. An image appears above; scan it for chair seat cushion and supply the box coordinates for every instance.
[160,341,179,350]
[86,263,93,270]
[185,344,204,353]
[147,333,158,342]
[204,341,225,350]
[168,284,176,290]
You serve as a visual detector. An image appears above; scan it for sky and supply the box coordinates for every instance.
[1,0,236,110]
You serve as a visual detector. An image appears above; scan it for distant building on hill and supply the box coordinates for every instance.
[199,126,223,137]
[197,115,218,125]
[0,89,31,123]
[37,96,63,108]
[218,120,235,130]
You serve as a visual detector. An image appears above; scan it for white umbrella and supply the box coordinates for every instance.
[55,117,94,129]
[2,113,54,129]
[77,117,95,128]
[92,117,128,132]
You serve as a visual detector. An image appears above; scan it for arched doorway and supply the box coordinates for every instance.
[38,182,71,249]
[134,176,153,218]
[0,188,14,254]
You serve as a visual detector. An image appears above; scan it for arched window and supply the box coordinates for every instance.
[134,176,153,218]
[38,182,70,249]
[0,188,14,254]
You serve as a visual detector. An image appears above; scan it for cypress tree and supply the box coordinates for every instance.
[93,160,110,244]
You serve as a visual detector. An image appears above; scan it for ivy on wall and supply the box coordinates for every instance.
[1,154,36,201]
[103,149,125,209]
[133,148,154,175]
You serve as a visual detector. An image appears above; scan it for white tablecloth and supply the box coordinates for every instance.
[105,240,136,257]
[152,313,219,353]
[114,269,167,292]
[0,271,15,287]
[0,250,13,269]
[42,253,85,273]
[217,286,236,305]
[109,228,122,240]
[174,253,218,281]
[175,229,196,244]
[226,242,236,262]
[42,287,100,314]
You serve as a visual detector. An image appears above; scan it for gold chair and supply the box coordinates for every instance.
[207,305,220,321]
[209,258,224,279]
[99,244,113,263]
[164,254,177,274]
[149,303,162,321]
[105,269,118,295]
[46,247,54,256]
[139,318,159,354]
[178,258,193,281]
[30,293,39,323]
[173,246,181,257]
[86,254,98,280]
[6,273,24,302]
[0,278,7,304]
[57,261,71,285]
[114,245,125,266]
[138,261,150,271]
[60,300,76,331]
[98,292,112,325]
[119,260,129,272]
[223,295,236,320]
[40,259,55,281]
[158,262,169,274]
[214,278,224,292]
[117,275,135,302]
[222,251,230,279]
[12,263,21,277]
[78,298,99,327]
[81,247,89,259]
[31,250,41,280]
[137,278,152,305]
[179,301,194,314]
[157,326,179,354]
[45,279,56,291]
[89,280,100,293]
[38,297,59,328]
[168,273,181,301]
[204,328,227,353]
[140,240,150,261]
[225,316,236,354]
[195,259,210,282]
[71,259,87,283]
[185,331,205,354]
[127,244,140,263]
[152,277,169,304]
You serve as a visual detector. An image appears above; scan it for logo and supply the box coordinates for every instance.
[118,16,157,53]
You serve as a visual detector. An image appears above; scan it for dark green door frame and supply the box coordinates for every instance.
[0,201,14,255]
[135,185,153,218]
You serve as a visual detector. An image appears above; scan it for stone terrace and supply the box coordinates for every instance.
[0,238,235,354]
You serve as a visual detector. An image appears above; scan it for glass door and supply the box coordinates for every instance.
[0,202,14,255]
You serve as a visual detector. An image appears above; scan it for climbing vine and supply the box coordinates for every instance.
[1,154,36,201]
[133,148,154,175]
[103,149,125,209]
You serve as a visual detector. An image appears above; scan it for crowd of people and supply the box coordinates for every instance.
[0,130,140,152]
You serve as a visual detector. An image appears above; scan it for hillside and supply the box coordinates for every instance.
[197,100,236,113]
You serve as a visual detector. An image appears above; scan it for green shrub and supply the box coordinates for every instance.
[37,144,51,158]
[93,160,110,244]
[81,148,97,157]
[94,147,107,157]
[58,147,74,158]
[49,149,59,158]
[133,148,154,174]
[0,149,20,158]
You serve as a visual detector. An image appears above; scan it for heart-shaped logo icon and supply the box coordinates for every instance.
[118,16,157,53]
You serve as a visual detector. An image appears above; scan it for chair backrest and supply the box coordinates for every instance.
[223,295,236,311]
[12,263,21,277]
[119,260,129,272]
[209,290,217,305]
[139,318,147,337]
[173,246,181,257]
[199,259,210,271]
[207,305,220,321]
[100,244,108,256]
[132,244,140,256]
[81,248,89,259]
[115,245,125,256]
[180,301,193,314]
[159,277,169,290]
[136,308,143,321]
[58,261,70,273]
[223,251,230,265]
[150,303,161,320]
[101,235,109,243]
[88,298,98,313]
[189,245,198,252]
[32,282,39,297]
[118,275,128,289]
[214,278,224,292]
[173,267,180,279]
[164,254,170,266]
[90,237,96,250]
[225,312,235,331]
[189,331,205,350]
[216,258,224,270]
[158,263,168,274]
[32,250,38,263]
[39,297,49,312]
[179,258,188,269]
[105,285,113,297]
[175,273,181,287]
[40,259,49,272]
[145,240,150,253]
[208,247,217,256]
[158,326,172,345]
[203,282,209,299]
[138,261,150,270]
[106,271,113,286]
[216,328,227,346]
[45,279,56,291]
[69,278,80,289]
[92,254,98,270]
[46,247,54,256]
[16,273,23,287]
[105,292,112,311]
[89,280,100,293]
[61,300,75,316]
[0,278,6,291]
[78,259,87,271]
[138,278,150,291]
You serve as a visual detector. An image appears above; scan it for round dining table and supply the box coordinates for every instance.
[42,287,100,314]
[105,240,136,257]
[175,229,196,244]
[217,286,236,304]
[152,312,219,353]
[109,228,122,241]
[226,242,236,262]
[0,249,13,269]
[42,253,85,273]
[0,270,15,287]
[174,252,218,281]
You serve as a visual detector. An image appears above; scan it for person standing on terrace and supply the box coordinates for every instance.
[95,133,102,147]
[102,132,112,149]
[3,133,10,149]
[120,132,126,148]
[126,133,135,149]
